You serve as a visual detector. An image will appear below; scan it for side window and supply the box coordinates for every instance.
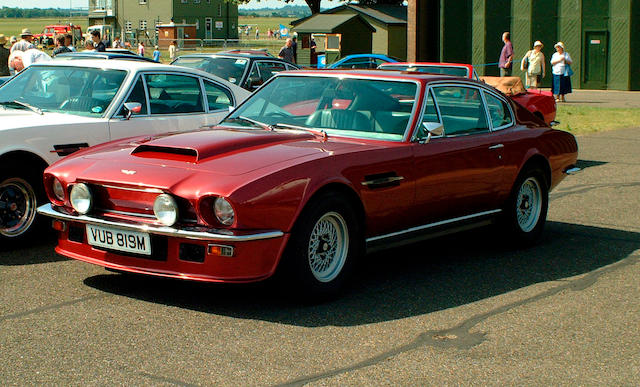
[118,75,148,116]
[484,92,513,129]
[247,63,261,87]
[144,74,204,114]
[257,62,286,83]
[285,64,298,70]
[432,86,489,136]
[204,80,233,111]
[416,89,440,139]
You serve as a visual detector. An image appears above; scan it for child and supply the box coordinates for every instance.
[152,46,161,62]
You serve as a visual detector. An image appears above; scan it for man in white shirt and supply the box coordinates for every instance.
[8,48,51,72]
[10,29,36,53]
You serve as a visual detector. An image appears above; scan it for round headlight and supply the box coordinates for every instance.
[153,194,179,226]
[70,183,92,214]
[214,197,235,226]
[52,178,65,201]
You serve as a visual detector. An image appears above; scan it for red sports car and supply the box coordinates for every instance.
[378,62,557,124]
[38,70,579,298]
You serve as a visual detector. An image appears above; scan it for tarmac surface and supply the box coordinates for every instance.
[2,122,640,384]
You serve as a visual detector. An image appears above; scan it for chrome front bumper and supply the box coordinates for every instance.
[37,203,284,242]
[563,166,582,175]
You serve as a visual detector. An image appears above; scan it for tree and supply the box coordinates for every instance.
[233,0,405,15]
[235,0,322,15]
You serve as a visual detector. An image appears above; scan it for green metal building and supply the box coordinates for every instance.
[408,0,640,90]
[88,0,238,43]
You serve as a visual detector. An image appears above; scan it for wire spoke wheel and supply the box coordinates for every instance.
[307,211,349,283]
[515,177,542,233]
[0,178,37,237]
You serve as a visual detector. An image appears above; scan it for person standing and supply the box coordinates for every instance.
[91,30,106,52]
[278,38,295,64]
[138,41,145,57]
[550,41,573,102]
[169,40,177,61]
[292,35,298,64]
[310,37,317,66]
[499,31,513,77]
[52,34,72,57]
[0,35,10,76]
[112,36,123,48]
[65,33,77,52]
[152,46,161,62]
[255,27,259,40]
[520,40,546,89]
[10,29,36,53]
[83,40,95,51]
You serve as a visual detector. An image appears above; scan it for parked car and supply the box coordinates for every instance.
[379,62,556,124]
[38,70,579,298]
[328,54,400,69]
[171,53,299,91]
[0,76,12,86]
[54,51,158,63]
[0,60,250,241]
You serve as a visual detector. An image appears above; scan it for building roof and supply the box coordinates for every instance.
[291,4,407,27]
[293,14,375,34]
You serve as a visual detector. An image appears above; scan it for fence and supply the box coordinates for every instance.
[155,38,284,55]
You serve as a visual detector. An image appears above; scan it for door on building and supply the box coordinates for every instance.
[205,18,213,40]
[177,27,184,48]
[582,31,608,89]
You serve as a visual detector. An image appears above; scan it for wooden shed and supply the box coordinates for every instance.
[292,14,375,67]
[157,23,197,49]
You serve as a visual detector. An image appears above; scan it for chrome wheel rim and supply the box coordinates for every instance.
[516,177,542,233]
[0,178,37,237]
[308,211,349,283]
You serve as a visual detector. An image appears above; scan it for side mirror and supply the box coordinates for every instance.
[123,102,142,120]
[247,76,262,90]
[549,120,560,127]
[419,121,444,143]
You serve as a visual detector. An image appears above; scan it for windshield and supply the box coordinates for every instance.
[223,76,418,142]
[172,56,248,85]
[380,64,470,78]
[0,66,127,117]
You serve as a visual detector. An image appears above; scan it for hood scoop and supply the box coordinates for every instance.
[132,144,198,163]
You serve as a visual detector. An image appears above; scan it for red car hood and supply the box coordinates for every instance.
[63,127,365,191]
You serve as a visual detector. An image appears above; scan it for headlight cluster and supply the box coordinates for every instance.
[70,183,93,214]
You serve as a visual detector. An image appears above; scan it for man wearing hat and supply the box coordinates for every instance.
[10,28,36,54]
[0,35,10,76]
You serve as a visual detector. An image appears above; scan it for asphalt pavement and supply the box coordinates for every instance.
[1,126,639,385]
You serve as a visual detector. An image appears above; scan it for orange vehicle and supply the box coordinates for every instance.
[34,25,83,47]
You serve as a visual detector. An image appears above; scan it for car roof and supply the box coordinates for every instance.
[30,59,200,73]
[54,52,157,62]
[380,62,474,69]
[175,52,283,60]
[279,69,483,84]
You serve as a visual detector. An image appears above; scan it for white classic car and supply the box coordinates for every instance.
[0,60,250,241]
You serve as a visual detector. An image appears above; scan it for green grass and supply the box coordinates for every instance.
[0,17,87,38]
[555,105,640,135]
[238,16,296,36]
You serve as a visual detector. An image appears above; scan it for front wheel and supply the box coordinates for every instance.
[0,173,44,242]
[281,194,362,300]
[502,168,549,245]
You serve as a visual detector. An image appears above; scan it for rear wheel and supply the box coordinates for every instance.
[0,170,46,243]
[281,194,362,300]
[503,167,548,245]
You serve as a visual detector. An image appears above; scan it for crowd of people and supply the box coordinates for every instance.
[499,31,574,102]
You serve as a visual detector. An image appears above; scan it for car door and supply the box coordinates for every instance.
[411,84,505,225]
[108,73,221,139]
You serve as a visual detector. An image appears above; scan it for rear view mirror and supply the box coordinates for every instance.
[420,122,444,143]
[123,102,142,120]
[247,76,262,90]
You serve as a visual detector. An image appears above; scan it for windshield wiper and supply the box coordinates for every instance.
[225,116,274,131]
[272,123,329,140]
[0,100,43,115]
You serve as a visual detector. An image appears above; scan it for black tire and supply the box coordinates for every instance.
[502,167,549,245]
[279,193,363,300]
[0,168,47,244]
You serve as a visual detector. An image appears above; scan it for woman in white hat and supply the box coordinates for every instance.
[521,40,546,89]
[550,41,573,102]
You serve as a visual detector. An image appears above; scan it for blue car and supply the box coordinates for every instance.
[327,54,400,69]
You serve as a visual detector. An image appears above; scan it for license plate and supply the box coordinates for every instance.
[86,224,151,256]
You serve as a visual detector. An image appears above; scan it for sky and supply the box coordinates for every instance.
[0,0,311,9]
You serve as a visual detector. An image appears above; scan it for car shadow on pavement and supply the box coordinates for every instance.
[83,221,640,327]
[0,231,64,265]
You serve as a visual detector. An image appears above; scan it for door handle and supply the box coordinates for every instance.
[488,144,504,150]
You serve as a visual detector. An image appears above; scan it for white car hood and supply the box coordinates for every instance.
[0,109,102,131]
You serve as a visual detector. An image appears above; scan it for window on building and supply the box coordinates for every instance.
[139,0,147,5]
[217,4,222,16]
[139,20,147,30]
[125,21,132,32]
[206,0,211,3]
[194,0,201,3]
[181,0,188,3]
